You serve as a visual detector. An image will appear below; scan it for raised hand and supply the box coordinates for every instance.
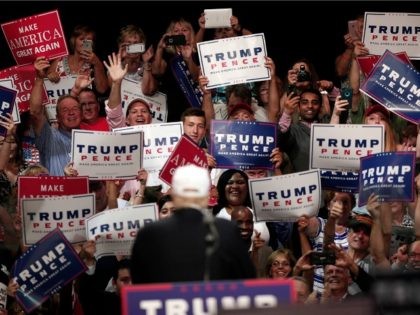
[34,56,50,78]
[104,52,128,83]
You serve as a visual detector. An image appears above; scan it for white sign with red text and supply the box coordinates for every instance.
[86,203,158,258]
[362,12,420,59]
[71,130,143,180]
[310,124,384,171]
[249,170,321,222]
[114,122,183,187]
[21,193,95,245]
[197,33,270,89]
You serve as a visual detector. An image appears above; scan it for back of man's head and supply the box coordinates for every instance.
[171,165,210,210]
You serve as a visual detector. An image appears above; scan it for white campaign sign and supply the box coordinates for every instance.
[197,33,270,89]
[121,78,168,123]
[21,193,95,245]
[249,170,321,222]
[362,12,420,59]
[71,130,143,180]
[114,122,183,187]
[44,75,77,121]
[86,203,158,258]
[310,124,384,171]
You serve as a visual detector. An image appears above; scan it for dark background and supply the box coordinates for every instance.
[0,1,418,86]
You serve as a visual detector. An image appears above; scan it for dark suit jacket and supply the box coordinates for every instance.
[131,208,256,283]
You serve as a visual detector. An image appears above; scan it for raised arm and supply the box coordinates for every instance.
[30,57,49,136]
[80,49,109,94]
[195,12,206,44]
[151,34,169,77]
[323,200,343,249]
[141,46,158,95]
[265,57,281,123]
[366,194,391,269]
[335,34,355,78]
[103,53,127,110]
[198,75,214,134]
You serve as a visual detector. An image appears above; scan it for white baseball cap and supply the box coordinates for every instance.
[172,165,210,198]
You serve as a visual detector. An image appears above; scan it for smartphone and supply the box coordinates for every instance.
[164,35,186,46]
[287,84,298,96]
[126,43,145,54]
[204,8,232,29]
[348,20,360,40]
[310,251,336,266]
[340,88,353,108]
[82,39,93,51]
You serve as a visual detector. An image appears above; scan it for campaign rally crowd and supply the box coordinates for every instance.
[0,5,419,315]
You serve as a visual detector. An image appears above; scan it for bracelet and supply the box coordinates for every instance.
[319,89,328,95]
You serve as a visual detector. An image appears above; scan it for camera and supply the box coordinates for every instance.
[126,43,145,54]
[82,39,93,51]
[310,251,336,266]
[297,65,310,82]
[164,35,186,46]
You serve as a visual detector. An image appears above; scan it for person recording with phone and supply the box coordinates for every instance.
[47,25,109,94]
[151,18,201,122]
[112,25,157,96]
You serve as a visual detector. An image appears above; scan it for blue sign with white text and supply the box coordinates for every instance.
[210,120,276,169]
[360,50,420,124]
[0,85,17,137]
[358,151,415,206]
[12,229,87,313]
[121,279,295,315]
[320,170,359,193]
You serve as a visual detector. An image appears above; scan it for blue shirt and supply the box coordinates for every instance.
[33,122,72,176]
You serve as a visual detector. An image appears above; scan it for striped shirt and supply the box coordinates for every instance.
[311,217,349,294]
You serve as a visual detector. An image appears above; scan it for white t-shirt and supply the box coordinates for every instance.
[216,207,270,245]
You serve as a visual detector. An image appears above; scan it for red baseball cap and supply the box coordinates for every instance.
[228,102,254,117]
[364,104,390,120]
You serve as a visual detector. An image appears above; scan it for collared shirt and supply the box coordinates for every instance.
[33,122,72,176]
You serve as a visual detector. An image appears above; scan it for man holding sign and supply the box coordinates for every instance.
[30,57,82,175]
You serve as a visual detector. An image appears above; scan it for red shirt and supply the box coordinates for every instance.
[80,117,110,131]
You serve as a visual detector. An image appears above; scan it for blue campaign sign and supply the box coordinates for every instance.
[12,229,87,313]
[320,170,359,193]
[360,50,420,124]
[121,279,295,315]
[210,120,276,169]
[0,85,17,137]
[358,152,416,206]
